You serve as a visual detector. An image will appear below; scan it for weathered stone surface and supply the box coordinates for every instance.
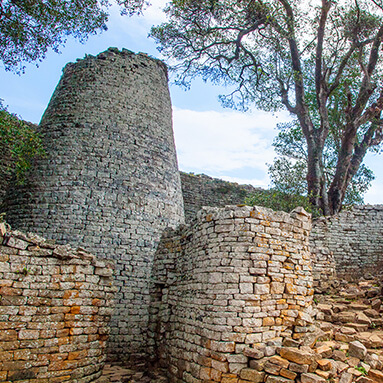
[356,312,372,325]
[301,372,326,383]
[265,375,294,383]
[317,359,332,371]
[279,347,315,365]
[339,372,354,383]
[289,361,309,373]
[269,355,290,369]
[334,312,356,323]
[349,341,367,360]
[310,205,383,280]
[243,347,265,359]
[239,368,264,382]
[150,205,313,381]
[368,369,383,382]
[280,368,297,380]
[0,228,115,383]
[3,48,185,363]
[333,350,347,362]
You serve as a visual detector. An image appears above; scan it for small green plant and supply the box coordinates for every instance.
[345,297,356,301]
[355,366,367,375]
[16,266,30,276]
[313,297,318,304]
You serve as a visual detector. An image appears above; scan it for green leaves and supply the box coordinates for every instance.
[0,0,147,73]
[244,188,320,217]
[0,0,109,73]
[269,120,375,207]
[0,101,44,183]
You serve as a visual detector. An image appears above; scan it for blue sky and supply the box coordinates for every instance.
[2,2,383,203]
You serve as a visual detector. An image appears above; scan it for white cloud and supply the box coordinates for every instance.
[220,175,270,189]
[173,107,289,185]
[107,0,166,43]
[364,185,381,204]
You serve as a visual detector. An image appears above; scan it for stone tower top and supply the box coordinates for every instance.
[65,47,168,76]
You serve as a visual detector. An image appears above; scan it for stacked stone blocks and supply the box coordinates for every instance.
[3,48,185,362]
[180,173,263,223]
[0,224,115,382]
[149,205,314,382]
[311,205,383,280]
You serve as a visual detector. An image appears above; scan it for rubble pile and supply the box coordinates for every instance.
[101,279,383,382]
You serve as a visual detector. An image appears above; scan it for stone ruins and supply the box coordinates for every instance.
[1,48,383,383]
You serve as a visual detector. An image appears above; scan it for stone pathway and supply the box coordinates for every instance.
[310,278,383,382]
[100,364,168,383]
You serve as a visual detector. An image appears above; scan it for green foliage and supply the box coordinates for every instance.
[151,0,383,214]
[355,366,367,376]
[0,0,146,73]
[269,121,375,206]
[244,189,320,217]
[0,101,44,183]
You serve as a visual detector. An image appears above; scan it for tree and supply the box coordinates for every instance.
[151,0,383,215]
[0,100,44,183]
[269,121,375,205]
[0,0,146,73]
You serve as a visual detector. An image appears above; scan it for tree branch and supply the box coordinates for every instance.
[315,0,332,108]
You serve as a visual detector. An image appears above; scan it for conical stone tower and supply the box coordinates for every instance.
[4,48,185,363]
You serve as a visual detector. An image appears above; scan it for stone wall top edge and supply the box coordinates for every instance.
[194,204,311,223]
[62,46,168,74]
[0,223,114,269]
[180,171,264,190]
[312,204,383,225]
[351,204,383,210]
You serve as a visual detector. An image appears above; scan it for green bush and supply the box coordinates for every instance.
[244,189,320,217]
[0,101,44,183]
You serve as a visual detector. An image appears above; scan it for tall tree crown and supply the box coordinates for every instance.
[151,0,383,214]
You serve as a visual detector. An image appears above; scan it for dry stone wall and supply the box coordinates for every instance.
[180,173,383,286]
[0,224,115,383]
[3,48,185,363]
[311,205,383,280]
[149,205,314,382]
[310,245,337,293]
[180,172,262,222]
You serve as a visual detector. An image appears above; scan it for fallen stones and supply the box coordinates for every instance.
[301,372,326,382]
[279,347,316,365]
[349,341,368,360]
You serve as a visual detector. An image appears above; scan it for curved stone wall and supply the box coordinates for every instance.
[0,226,115,382]
[150,205,314,382]
[4,48,185,362]
[180,172,263,222]
[311,205,383,280]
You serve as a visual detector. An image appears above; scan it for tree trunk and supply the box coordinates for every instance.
[306,136,330,216]
[327,122,358,214]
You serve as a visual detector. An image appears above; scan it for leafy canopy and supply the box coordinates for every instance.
[0,0,147,73]
[151,0,383,214]
[269,121,375,205]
